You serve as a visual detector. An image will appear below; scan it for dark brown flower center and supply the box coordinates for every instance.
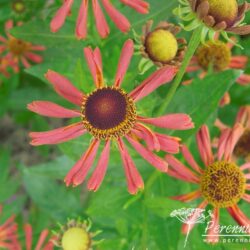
[85,88,127,129]
[81,87,136,140]
[200,161,246,208]
[234,129,250,159]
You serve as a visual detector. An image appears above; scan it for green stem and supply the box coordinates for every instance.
[157,26,203,115]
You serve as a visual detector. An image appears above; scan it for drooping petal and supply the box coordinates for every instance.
[24,224,32,250]
[206,208,220,243]
[87,140,110,192]
[229,56,248,69]
[50,0,74,32]
[243,193,250,202]
[24,52,43,63]
[245,174,250,179]
[227,205,250,232]
[240,163,250,171]
[171,190,201,202]
[236,106,250,126]
[34,230,49,250]
[236,74,250,86]
[129,66,177,102]
[21,56,31,68]
[181,200,208,234]
[5,20,13,32]
[218,123,244,161]
[138,114,194,130]
[0,35,7,43]
[165,155,200,183]
[196,125,214,166]
[45,70,84,106]
[120,0,149,14]
[126,135,168,172]
[114,39,134,87]
[64,139,100,186]
[29,122,86,146]
[76,0,89,39]
[27,101,81,118]
[117,138,144,194]
[155,133,180,154]
[83,47,104,88]
[92,0,110,38]
[217,128,231,160]
[132,123,160,151]
[30,45,46,51]
[102,0,130,32]
[181,144,203,174]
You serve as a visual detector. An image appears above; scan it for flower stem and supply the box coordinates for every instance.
[157,26,203,115]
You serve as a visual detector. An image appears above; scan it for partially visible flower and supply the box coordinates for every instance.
[185,37,250,106]
[50,0,149,39]
[166,124,250,242]
[27,39,194,194]
[54,219,100,250]
[0,20,45,71]
[12,0,26,14]
[174,0,250,41]
[215,106,250,161]
[139,21,186,71]
[0,205,18,249]
[13,224,54,250]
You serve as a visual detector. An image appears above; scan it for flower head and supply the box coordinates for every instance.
[140,21,187,69]
[54,219,99,250]
[174,0,250,42]
[0,20,45,71]
[0,205,18,249]
[12,0,26,14]
[186,36,250,106]
[13,224,54,250]
[166,124,250,242]
[27,39,194,194]
[50,0,150,39]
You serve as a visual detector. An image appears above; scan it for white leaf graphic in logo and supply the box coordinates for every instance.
[170,208,213,247]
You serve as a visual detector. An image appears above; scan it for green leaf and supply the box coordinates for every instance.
[21,159,83,221]
[144,197,189,218]
[164,70,241,141]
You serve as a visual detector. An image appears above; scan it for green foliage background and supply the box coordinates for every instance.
[0,0,250,249]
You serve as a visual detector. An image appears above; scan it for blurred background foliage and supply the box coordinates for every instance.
[0,0,250,249]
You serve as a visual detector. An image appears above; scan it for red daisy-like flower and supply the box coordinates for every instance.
[0,205,18,249]
[186,36,250,106]
[50,0,149,39]
[12,224,54,250]
[166,124,250,242]
[0,20,45,71]
[216,106,250,161]
[28,39,194,194]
